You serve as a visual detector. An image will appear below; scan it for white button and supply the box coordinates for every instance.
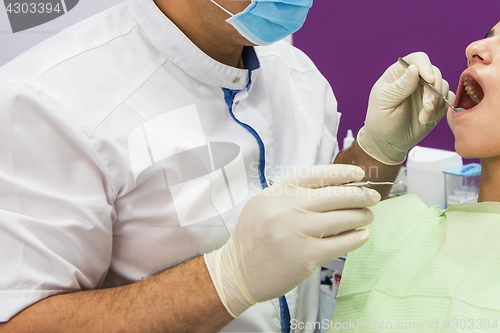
[233,77,240,84]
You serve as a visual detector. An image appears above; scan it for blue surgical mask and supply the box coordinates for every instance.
[210,0,313,46]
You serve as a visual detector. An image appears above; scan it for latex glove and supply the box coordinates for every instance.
[357,52,456,165]
[204,164,380,317]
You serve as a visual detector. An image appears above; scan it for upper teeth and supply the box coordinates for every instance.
[464,76,483,104]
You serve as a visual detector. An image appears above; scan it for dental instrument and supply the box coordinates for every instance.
[398,58,464,112]
[338,181,395,187]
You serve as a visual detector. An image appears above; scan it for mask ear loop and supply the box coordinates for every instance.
[209,0,235,17]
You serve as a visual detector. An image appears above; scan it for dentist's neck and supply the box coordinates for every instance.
[153,0,246,69]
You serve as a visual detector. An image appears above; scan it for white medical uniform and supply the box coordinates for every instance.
[0,0,340,331]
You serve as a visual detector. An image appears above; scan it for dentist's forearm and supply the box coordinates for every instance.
[0,256,233,333]
[335,140,401,199]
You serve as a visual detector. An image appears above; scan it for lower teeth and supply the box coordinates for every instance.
[456,108,467,112]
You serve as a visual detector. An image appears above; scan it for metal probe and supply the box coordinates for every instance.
[337,181,394,188]
[397,58,463,112]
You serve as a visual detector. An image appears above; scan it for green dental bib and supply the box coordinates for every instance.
[330,194,500,333]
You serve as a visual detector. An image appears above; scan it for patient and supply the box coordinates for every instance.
[330,21,500,332]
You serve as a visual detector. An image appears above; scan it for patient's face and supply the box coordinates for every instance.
[448,21,500,159]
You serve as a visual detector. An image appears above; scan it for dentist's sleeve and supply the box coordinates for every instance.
[0,81,116,322]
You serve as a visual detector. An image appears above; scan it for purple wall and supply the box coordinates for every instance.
[294,1,499,163]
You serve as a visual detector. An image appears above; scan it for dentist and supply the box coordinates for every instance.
[0,0,453,332]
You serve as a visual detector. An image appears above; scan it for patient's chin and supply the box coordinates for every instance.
[454,142,481,159]
[455,141,500,159]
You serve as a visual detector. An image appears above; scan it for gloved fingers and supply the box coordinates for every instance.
[418,107,437,125]
[387,64,420,107]
[383,58,408,81]
[299,208,374,238]
[419,76,450,124]
[294,186,380,212]
[403,52,436,84]
[421,65,443,112]
[435,81,453,122]
[431,90,452,123]
[446,90,456,112]
[313,228,371,265]
[447,90,456,103]
[285,164,365,189]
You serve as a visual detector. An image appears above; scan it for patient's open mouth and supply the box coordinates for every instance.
[458,76,484,111]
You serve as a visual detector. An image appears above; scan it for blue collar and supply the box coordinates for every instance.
[242,46,260,92]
